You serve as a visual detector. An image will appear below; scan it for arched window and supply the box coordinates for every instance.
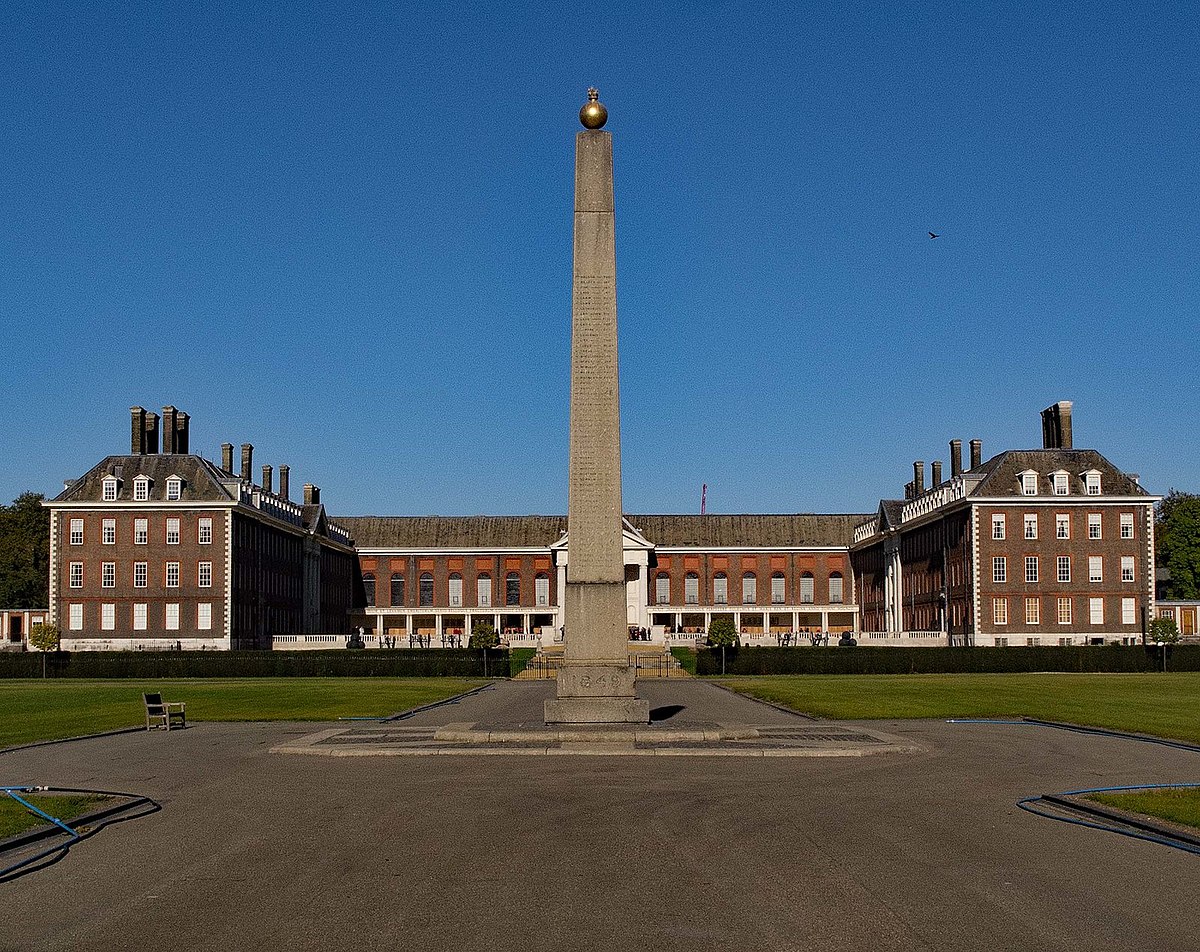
[829,572,844,604]
[771,572,786,604]
[448,573,463,606]
[419,572,434,606]
[742,572,757,604]
[535,573,549,605]
[713,572,728,604]
[655,573,671,604]
[800,572,814,604]
[390,574,405,606]
[505,572,520,606]
[685,572,699,604]
[477,574,492,607]
[362,572,376,606]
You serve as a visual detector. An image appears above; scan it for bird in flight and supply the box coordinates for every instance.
[929,232,940,239]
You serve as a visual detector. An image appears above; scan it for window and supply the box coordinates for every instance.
[993,597,1008,625]
[165,603,179,631]
[742,573,757,604]
[166,518,180,545]
[993,557,1006,583]
[504,572,519,606]
[1120,513,1134,539]
[421,572,435,606]
[1057,597,1073,625]
[1053,472,1069,496]
[655,574,670,604]
[477,574,491,607]
[102,477,119,501]
[770,572,785,604]
[799,572,814,604]
[102,562,115,588]
[1056,514,1070,539]
[1089,556,1103,583]
[165,562,180,588]
[1088,513,1102,540]
[70,518,84,545]
[1024,514,1038,540]
[1027,637,1042,646]
[535,574,549,606]
[362,573,376,605]
[101,604,115,631]
[1121,557,1134,582]
[166,478,182,500]
[1025,557,1038,583]
[102,519,116,545]
[992,514,1005,540]
[1021,472,1038,496]
[829,573,844,604]
[135,518,148,545]
[390,574,405,605]
[685,572,699,605]
[133,603,147,631]
[133,476,150,501]
[69,562,83,588]
[198,562,212,588]
[198,603,212,630]
[449,573,463,606]
[134,562,147,588]
[1085,472,1102,495]
[713,572,727,604]
[69,604,83,630]
[1089,597,1104,625]
[1122,597,1136,625]
[1025,597,1040,625]
[198,518,212,544]
[1057,556,1071,583]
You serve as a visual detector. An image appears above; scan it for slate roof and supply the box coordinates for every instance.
[970,449,1148,497]
[338,514,868,549]
[52,455,234,503]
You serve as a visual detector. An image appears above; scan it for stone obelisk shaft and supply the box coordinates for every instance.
[545,109,649,724]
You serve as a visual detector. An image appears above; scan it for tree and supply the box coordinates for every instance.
[0,492,50,607]
[469,620,499,649]
[1149,617,1180,644]
[28,622,60,678]
[707,617,738,648]
[1156,490,1200,600]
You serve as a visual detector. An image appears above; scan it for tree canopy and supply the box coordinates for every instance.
[1156,490,1200,600]
[707,617,738,648]
[0,492,49,607]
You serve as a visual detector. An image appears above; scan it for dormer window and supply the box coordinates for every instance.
[102,476,120,501]
[165,476,184,500]
[133,475,153,501]
[1052,471,1070,496]
[1019,471,1038,496]
[1083,471,1102,496]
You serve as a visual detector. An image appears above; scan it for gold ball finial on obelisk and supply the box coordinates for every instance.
[579,87,608,129]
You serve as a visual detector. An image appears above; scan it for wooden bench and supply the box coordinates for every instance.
[143,692,186,731]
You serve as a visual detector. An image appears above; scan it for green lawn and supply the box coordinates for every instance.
[719,672,1200,744]
[1088,788,1200,831]
[0,678,485,749]
[0,793,109,839]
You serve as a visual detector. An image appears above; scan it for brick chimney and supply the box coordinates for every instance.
[932,460,943,486]
[278,465,290,501]
[913,461,925,496]
[161,407,178,453]
[969,439,982,470]
[144,411,159,454]
[303,484,320,506]
[130,407,146,454]
[1041,400,1073,449]
[221,443,234,473]
[240,443,253,482]
[262,465,273,494]
[950,439,963,478]
[174,411,189,454]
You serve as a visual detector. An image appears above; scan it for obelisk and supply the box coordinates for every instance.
[545,89,650,724]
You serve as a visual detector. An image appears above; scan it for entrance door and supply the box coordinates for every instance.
[1183,609,1197,636]
[10,616,22,643]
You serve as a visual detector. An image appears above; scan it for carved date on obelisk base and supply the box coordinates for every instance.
[544,91,650,724]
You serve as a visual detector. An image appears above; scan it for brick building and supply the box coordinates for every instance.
[44,407,361,650]
[851,403,1158,646]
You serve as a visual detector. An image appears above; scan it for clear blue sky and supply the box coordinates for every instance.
[2,1,1197,517]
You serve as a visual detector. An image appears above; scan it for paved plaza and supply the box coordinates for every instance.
[2,681,1199,951]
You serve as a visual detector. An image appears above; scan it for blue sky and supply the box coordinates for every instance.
[2,1,1197,516]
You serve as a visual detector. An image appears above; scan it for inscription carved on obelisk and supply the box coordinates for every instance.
[545,89,650,724]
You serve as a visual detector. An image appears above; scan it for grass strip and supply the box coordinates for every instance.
[0,794,110,840]
[0,678,486,748]
[1087,789,1200,831]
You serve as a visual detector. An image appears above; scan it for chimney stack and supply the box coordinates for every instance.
[932,460,943,486]
[904,481,914,501]
[1041,400,1073,450]
[950,439,963,478]
[161,407,177,453]
[174,411,189,454]
[262,465,273,494]
[130,407,146,454]
[241,443,254,482]
[144,411,159,454]
[303,484,320,506]
[913,461,925,496]
[970,439,982,470]
[278,465,290,501]
[221,443,234,473]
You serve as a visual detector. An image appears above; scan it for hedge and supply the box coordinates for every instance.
[694,644,1200,676]
[0,649,508,679]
